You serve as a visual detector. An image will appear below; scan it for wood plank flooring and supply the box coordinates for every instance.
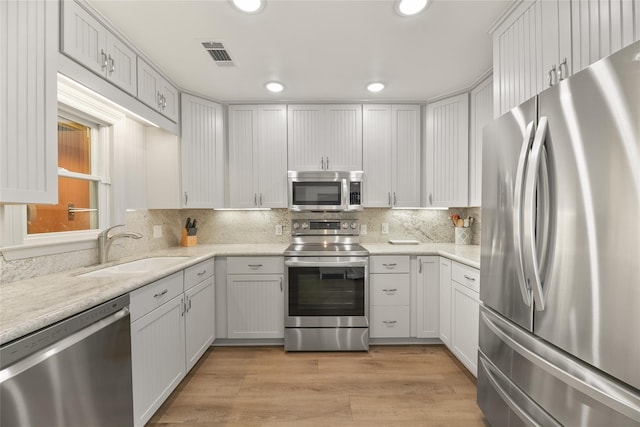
[147,345,485,427]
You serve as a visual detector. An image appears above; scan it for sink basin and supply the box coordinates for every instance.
[78,256,190,278]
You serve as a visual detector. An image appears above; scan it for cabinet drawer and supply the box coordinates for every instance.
[227,257,284,274]
[370,274,410,306]
[370,256,410,273]
[130,271,184,322]
[452,261,480,292]
[370,306,410,338]
[184,258,214,291]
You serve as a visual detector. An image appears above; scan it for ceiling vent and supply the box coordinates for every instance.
[202,41,235,67]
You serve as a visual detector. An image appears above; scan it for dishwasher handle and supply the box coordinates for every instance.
[0,306,129,380]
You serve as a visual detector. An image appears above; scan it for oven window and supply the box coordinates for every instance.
[288,266,365,316]
[292,182,341,205]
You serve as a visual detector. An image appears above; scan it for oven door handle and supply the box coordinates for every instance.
[285,259,368,268]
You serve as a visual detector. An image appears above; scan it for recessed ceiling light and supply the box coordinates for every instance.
[230,0,264,13]
[396,0,429,16]
[265,81,284,93]
[367,82,385,93]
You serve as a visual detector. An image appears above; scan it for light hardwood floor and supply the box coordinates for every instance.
[147,345,486,426]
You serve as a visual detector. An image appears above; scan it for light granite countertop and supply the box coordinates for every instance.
[0,242,479,345]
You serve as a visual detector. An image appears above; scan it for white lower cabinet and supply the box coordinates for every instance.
[448,261,480,377]
[226,257,284,339]
[438,258,452,347]
[369,256,410,338]
[130,259,215,427]
[415,256,440,338]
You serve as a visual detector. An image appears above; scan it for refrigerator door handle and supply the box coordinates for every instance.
[523,117,548,311]
[513,121,536,307]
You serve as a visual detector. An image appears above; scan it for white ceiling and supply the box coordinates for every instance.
[87,0,511,103]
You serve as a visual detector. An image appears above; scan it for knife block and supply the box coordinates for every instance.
[180,229,197,247]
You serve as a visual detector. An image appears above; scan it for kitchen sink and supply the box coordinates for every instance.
[78,257,190,277]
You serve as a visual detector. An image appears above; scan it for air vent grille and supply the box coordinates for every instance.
[202,41,235,67]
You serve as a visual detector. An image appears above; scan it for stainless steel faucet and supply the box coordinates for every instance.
[98,224,143,264]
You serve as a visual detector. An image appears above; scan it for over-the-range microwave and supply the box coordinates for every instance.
[288,171,363,212]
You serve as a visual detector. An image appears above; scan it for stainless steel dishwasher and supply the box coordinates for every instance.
[0,294,133,427]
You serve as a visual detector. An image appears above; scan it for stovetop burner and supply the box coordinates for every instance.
[285,219,368,257]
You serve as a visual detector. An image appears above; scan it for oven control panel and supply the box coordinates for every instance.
[291,219,360,235]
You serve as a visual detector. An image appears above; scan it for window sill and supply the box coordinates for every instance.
[2,231,99,261]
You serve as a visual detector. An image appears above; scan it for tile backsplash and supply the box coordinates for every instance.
[1,207,481,283]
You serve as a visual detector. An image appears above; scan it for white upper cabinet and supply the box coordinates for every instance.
[228,105,288,208]
[288,104,362,171]
[137,59,178,122]
[61,0,137,96]
[181,94,224,208]
[571,0,640,73]
[468,77,493,207]
[363,104,421,207]
[1,0,58,204]
[425,93,469,207]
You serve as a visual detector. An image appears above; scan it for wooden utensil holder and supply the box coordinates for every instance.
[181,229,197,247]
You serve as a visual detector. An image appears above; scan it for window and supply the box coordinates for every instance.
[27,117,101,234]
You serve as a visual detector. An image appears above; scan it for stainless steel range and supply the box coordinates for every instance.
[284,219,369,351]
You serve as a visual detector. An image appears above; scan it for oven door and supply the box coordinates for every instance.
[285,257,369,328]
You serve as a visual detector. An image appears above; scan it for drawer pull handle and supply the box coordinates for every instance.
[464,275,476,282]
[248,264,263,268]
[154,289,168,298]
[197,269,207,276]
[382,263,397,268]
[382,288,398,292]
[382,320,397,325]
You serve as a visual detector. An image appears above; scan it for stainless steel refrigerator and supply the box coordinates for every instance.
[478,41,640,426]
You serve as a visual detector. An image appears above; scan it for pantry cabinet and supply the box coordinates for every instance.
[226,257,284,339]
[363,104,422,207]
[228,105,288,208]
[369,256,411,338]
[415,256,440,338]
[425,93,469,207]
[468,76,493,207]
[61,0,137,96]
[288,104,362,171]
[137,58,179,122]
[181,94,224,208]
[1,0,58,204]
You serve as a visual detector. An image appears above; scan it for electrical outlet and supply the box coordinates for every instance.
[381,223,389,234]
[275,224,283,235]
[153,225,163,238]
[360,224,367,235]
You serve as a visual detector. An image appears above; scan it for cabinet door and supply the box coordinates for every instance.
[61,0,107,77]
[416,256,440,338]
[439,258,452,347]
[363,104,393,207]
[131,295,185,427]
[1,0,58,204]
[571,0,640,73]
[137,58,163,112]
[287,105,324,171]
[324,104,362,171]
[257,105,288,207]
[227,274,284,339]
[469,77,493,207]
[105,32,137,96]
[228,106,258,208]
[393,104,422,207]
[160,79,179,122]
[451,281,480,377]
[181,94,224,208]
[425,93,469,207]
[185,277,215,372]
